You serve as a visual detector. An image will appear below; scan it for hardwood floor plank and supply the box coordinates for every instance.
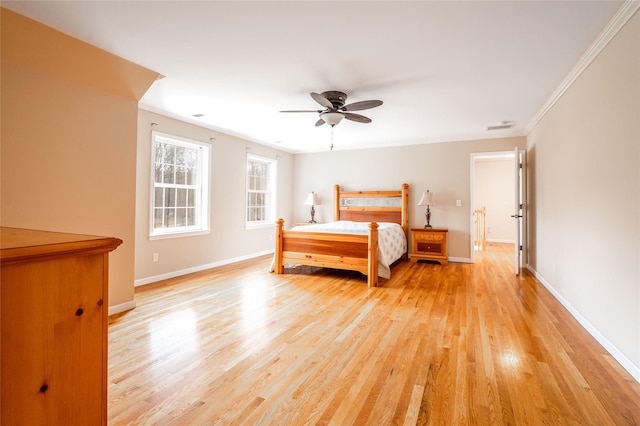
[108,244,640,425]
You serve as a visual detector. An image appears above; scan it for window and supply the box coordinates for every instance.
[150,132,210,238]
[246,154,277,227]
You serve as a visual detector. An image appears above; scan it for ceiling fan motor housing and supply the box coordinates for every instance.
[321,91,347,109]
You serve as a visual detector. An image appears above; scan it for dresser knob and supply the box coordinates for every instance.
[40,384,49,393]
[75,308,84,316]
[97,299,103,306]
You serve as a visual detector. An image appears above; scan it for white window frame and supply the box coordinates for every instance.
[246,153,277,229]
[149,131,210,239]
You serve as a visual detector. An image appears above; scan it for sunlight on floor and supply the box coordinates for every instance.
[241,284,268,331]
[149,308,199,358]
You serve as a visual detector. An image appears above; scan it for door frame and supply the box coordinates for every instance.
[469,150,517,264]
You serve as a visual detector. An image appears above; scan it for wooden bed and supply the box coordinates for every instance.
[274,183,409,287]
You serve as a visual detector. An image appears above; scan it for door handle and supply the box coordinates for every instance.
[510,214,522,218]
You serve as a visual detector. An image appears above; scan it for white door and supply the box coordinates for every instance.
[512,148,526,274]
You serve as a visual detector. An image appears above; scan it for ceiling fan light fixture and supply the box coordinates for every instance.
[321,111,345,126]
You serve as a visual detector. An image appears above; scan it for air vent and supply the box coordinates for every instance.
[487,121,514,131]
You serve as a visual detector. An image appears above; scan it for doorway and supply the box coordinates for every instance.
[470,151,516,264]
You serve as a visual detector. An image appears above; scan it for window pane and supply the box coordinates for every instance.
[187,208,195,226]
[155,163,164,183]
[165,188,176,207]
[165,145,176,164]
[177,188,187,206]
[154,208,164,228]
[176,208,187,226]
[163,165,174,184]
[164,208,175,228]
[184,148,197,168]
[155,187,164,207]
[186,167,195,185]
[175,166,186,185]
[175,146,186,166]
[188,189,195,207]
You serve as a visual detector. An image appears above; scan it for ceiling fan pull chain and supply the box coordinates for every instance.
[330,125,335,151]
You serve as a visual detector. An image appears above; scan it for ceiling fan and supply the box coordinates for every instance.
[280,91,383,127]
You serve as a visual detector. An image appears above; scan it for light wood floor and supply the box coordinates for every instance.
[108,244,640,425]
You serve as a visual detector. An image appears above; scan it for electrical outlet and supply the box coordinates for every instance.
[153,253,159,262]
[456,199,462,207]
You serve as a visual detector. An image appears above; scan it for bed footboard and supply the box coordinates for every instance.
[274,219,379,287]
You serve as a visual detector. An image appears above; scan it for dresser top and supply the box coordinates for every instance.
[1,227,122,263]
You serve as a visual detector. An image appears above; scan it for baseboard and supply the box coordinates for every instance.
[486,238,515,244]
[448,257,472,263]
[527,265,640,383]
[108,300,136,316]
[134,250,274,287]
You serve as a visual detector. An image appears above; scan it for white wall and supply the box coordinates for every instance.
[134,110,294,286]
[293,137,525,261]
[527,11,639,380]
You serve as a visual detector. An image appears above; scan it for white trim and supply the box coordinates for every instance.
[448,257,472,264]
[525,0,640,134]
[527,265,640,383]
[486,238,515,244]
[134,250,274,287]
[108,300,136,316]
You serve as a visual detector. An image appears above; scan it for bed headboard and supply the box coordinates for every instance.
[333,183,409,236]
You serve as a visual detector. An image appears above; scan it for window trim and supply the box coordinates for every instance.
[149,131,211,239]
[245,153,277,229]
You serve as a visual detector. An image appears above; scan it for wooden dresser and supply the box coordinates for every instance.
[410,227,449,265]
[1,227,122,425]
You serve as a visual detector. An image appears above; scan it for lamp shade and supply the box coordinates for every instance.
[321,112,345,126]
[417,190,435,206]
[304,192,321,206]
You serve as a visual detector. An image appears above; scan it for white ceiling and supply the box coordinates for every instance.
[3,1,623,153]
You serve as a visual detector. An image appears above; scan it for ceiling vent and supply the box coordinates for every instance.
[487,121,514,131]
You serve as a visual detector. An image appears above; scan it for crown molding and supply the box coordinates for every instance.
[525,0,640,135]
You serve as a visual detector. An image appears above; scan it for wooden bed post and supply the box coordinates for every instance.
[368,222,379,287]
[334,184,341,221]
[275,218,284,274]
[401,183,409,236]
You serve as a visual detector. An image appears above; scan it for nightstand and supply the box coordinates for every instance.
[410,228,448,265]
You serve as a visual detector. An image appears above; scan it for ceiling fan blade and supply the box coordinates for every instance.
[344,112,372,123]
[310,92,334,109]
[280,110,322,113]
[315,118,326,127]
[341,100,383,112]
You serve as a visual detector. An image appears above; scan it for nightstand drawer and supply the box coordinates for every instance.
[417,242,442,253]
[413,232,445,242]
